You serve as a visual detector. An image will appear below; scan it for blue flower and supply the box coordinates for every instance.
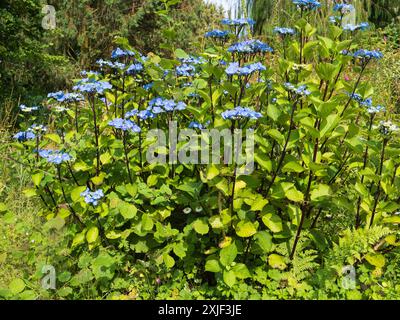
[143,82,154,91]
[225,62,266,76]
[73,78,112,94]
[284,83,311,96]
[292,0,321,10]
[39,150,72,164]
[13,131,36,142]
[354,49,384,60]
[48,91,84,103]
[273,27,296,36]
[228,40,273,54]
[176,64,196,77]
[126,63,144,75]
[205,29,229,38]
[19,104,39,112]
[368,105,386,114]
[97,59,126,70]
[148,97,186,114]
[111,48,135,59]
[188,121,210,130]
[343,22,369,32]
[378,121,399,135]
[179,56,206,65]
[221,18,255,26]
[333,4,354,15]
[108,118,141,133]
[29,124,47,133]
[221,107,262,120]
[80,188,104,206]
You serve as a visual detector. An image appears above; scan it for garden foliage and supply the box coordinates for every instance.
[2,0,400,299]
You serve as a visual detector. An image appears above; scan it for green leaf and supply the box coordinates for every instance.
[72,232,86,247]
[205,259,221,273]
[223,270,236,287]
[86,227,99,244]
[71,186,87,203]
[45,133,62,144]
[267,103,281,121]
[262,211,283,233]
[254,231,272,252]
[174,48,189,59]
[268,254,287,270]
[236,221,257,238]
[193,219,209,235]
[285,187,304,202]
[163,254,175,269]
[282,161,305,173]
[233,263,251,279]
[267,129,285,146]
[365,253,385,268]
[206,165,220,180]
[9,278,25,294]
[32,172,44,187]
[220,242,237,267]
[126,184,138,198]
[310,184,331,202]
[118,201,137,219]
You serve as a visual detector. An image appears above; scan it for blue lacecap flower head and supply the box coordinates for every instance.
[109,118,141,133]
[81,188,104,206]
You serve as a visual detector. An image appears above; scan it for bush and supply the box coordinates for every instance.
[3,0,400,300]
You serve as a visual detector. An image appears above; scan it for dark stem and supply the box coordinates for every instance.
[123,131,133,184]
[369,138,388,227]
[264,101,297,196]
[57,165,84,226]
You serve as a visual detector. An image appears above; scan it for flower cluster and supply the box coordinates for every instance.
[13,131,36,142]
[205,29,229,39]
[39,150,72,164]
[228,40,273,55]
[111,48,135,59]
[188,121,210,130]
[29,124,47,133]
[225,62,266,77]
[343,23,369,32]
[273,27,296,36]
[284,83,311,96]
[97,59,126,70]
[80,188,104,206]
[148,97,186,114]
[378,121,399,136]
[19,104,39,113]
[48,91,84,103]
[73,78,113,94]
[221,107,262,120]
[292,0,321,11]
[176,64,196,77]
[343,49,383,60]
[126,63,144,75]
[333,4,354,15]
[221,18,255,27]
[179,56,205,65]
[108,118,141,132]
